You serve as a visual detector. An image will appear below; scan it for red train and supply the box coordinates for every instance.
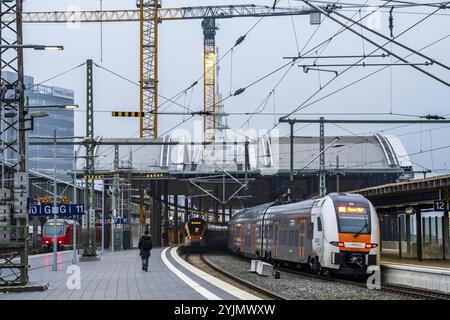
[42,219,80,251]
[41,219,103,251]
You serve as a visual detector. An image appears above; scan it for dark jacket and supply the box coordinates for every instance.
[138,235,153,258]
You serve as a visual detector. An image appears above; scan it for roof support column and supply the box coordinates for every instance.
[443,189,449,259]
[184,195,189,227]
[150,180,161,247]
[415,206,423,261]
[174,195,178,244]
[163,181,168,245]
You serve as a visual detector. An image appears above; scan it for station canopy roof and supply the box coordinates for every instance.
[75,133,411,176]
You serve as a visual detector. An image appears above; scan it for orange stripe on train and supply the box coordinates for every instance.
[338,233,371,252]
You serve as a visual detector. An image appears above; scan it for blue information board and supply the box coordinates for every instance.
[28,204,85,217]
[114,217,129,225]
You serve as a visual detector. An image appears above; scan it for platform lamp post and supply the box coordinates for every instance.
[27,103,79,269]
[51,132,87,271]
[73,150,77,264]
[52,130,57,271]
[29,132,85,272]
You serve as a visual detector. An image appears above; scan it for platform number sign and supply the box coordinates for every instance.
[433,200,448,211]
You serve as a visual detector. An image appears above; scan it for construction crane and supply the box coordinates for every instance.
[11,4,319,141]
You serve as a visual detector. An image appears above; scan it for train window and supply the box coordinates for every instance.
[307,222,314,239]
[295,230,299,246]
[289,231,294,246]
[43,223,65,236]
[317,217,323,232]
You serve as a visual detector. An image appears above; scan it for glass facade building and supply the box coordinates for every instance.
[2,71,75,182]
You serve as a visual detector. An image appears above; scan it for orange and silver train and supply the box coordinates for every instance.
[185,217,227,248]
[228,193,380,276]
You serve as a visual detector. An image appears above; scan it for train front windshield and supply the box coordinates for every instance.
[335,204,370,234]
[44,223,65,236]
[188,220,204,235]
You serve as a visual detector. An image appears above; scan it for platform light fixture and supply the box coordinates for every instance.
[0,44,63,50]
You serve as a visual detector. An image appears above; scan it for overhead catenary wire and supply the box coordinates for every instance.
[230,0,375,128]
[93,62,194,114]
[283,34,450,122]
[300,1,450,87]
[263,1,396,137]
[280,3,449,123]
[288,0,302,55]
[26,62,86,90]
[307,0,450,9]
[330,4,450,71]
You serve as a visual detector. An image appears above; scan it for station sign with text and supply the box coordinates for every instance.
[433,200,449,211]
[28,204,85,217]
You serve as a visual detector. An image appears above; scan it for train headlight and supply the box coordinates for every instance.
[199,237,203,240]
[330,241,344,247]
[365,243,378,248]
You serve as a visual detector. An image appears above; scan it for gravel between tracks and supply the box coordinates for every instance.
[206,253,419,300]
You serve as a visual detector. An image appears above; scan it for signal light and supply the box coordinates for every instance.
[365,243,378,248]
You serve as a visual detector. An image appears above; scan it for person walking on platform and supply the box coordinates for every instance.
[162,229,168,247]
[138,231,152,271]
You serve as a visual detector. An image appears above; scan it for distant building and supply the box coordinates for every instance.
[2,71,75,181]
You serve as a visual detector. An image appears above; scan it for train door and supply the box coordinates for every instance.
[251,222,257,255]
[313,215,324,259]
[298,218,307,261]
[238,225,244,250]
[273,220,280,257]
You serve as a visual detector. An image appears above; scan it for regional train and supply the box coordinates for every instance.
[184,216,227,248]
[41,219,81,251]
[228,193,380,276]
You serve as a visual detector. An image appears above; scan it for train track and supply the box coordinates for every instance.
[200,251,450,300]
[184,251,287,300]
[380,283,450,300]
[275,264,450,300]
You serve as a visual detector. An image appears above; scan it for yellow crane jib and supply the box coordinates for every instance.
[14,5,319,140]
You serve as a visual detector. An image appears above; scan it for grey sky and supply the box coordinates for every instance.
[21,0,450,175]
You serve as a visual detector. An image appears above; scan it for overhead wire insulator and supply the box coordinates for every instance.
[389,7,394,38]
[234,88,245,96]
[234,35,246,47]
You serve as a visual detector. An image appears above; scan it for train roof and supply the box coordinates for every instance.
[231,193,370,221]
[45,218,80,225]
[328,192,370,204]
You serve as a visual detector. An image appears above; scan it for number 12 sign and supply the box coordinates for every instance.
[433,200,448,211]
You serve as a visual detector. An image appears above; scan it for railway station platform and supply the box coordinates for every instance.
[381,257,450,294]
[0,247,259,300]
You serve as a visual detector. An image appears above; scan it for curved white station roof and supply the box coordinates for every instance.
[75,133,409,176]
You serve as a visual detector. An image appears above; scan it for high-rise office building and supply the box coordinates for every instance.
[2,71,75,182]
